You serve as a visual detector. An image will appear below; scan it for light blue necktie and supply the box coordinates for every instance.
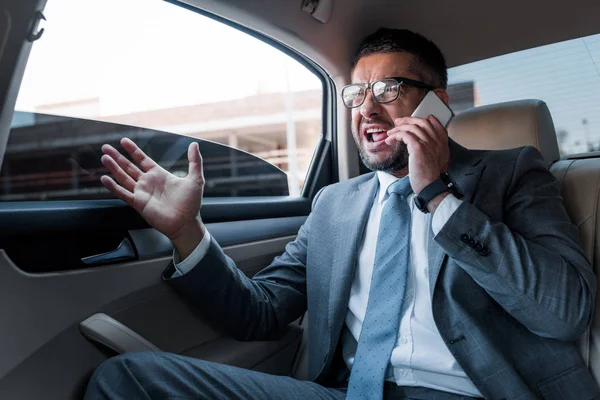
[346,177,413,400]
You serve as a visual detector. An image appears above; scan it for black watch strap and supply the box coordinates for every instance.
[414,173,461,213]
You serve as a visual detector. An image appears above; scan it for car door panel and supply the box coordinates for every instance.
[0,198,311,400]
[0,225,304,400]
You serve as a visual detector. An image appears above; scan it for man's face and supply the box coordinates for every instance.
[350,52,426,173]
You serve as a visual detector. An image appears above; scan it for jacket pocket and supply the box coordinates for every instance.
[537,362,600,400]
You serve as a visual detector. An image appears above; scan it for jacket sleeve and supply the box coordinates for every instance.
[435,146,596,341]
[162,188,326,341]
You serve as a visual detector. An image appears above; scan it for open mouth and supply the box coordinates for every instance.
[365,127,389,143]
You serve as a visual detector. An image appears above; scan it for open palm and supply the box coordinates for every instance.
[100,138,204,241]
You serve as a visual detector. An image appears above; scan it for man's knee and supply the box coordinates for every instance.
[85,352,161,399]
[97,351,157,377]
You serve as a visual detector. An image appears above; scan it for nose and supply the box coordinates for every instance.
[359,88,382,120]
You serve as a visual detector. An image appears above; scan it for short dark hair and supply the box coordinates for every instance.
[352,28,448,89]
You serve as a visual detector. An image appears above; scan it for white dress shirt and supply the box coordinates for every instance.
[342,172,480,397]
[172,230,212,277]
[173,172,481,397]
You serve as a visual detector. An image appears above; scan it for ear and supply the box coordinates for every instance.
[433,88,450,106]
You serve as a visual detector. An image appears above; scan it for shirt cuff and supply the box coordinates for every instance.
[431,194,463,236]
[172,230,212,278]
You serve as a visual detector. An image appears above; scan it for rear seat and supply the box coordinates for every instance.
[449,99,600,384]
[550,157,600,377]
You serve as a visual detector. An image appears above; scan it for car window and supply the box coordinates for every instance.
[2,0,323,201]
[448,33,600,156]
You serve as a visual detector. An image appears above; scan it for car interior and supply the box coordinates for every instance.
[1,0,600,398]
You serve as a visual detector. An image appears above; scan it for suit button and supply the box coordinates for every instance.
[474,242,484,251]
[460,233,471,243]
[468,238,477,247]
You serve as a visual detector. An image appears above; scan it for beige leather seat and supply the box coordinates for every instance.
[448,100,560,166]
[448,99,600,385]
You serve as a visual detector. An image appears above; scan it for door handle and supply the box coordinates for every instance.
[81,238,136,265]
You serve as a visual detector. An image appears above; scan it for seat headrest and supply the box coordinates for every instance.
[448,99,560,165]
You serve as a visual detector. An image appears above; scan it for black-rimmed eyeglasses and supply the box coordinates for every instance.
[341,77,434,108]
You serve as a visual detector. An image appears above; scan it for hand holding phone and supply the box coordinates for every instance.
[385,90,452,196]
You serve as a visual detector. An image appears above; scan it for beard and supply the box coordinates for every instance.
[352,124,409,173]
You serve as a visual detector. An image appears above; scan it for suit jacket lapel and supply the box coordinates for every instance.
[327,173,378,348]
[428,139,486,297]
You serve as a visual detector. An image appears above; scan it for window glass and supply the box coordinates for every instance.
[448,33,600,155]
[2,0,323,201]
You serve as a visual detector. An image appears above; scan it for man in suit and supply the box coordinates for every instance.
[85,28,599,399]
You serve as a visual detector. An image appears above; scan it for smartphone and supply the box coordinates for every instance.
[411,91,454,128]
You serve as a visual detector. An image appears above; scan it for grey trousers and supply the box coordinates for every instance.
[83,351,345,400]
[83,351,480,400]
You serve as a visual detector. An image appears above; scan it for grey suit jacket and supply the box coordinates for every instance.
[167,140,599,399]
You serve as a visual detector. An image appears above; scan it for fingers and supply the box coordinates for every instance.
[101,153,137,192]
[393,116,447,144]
[101,143,143,181]
[388,124,431,144]
[120,138,158,172]
[427,115,449,147]
[385,130,421,152]
[100,175,135,206]
[427,114,446,133]
[187,142,204,185]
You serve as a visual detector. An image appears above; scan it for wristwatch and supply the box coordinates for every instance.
[414,173,462,213]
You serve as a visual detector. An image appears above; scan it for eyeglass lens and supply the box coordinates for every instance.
[342,79,400,108]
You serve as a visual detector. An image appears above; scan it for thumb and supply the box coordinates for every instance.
[187,142,204,184]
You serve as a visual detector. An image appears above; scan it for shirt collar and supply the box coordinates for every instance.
[376,171,402,204]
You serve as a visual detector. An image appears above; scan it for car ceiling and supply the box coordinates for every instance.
[182,0,600,78]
